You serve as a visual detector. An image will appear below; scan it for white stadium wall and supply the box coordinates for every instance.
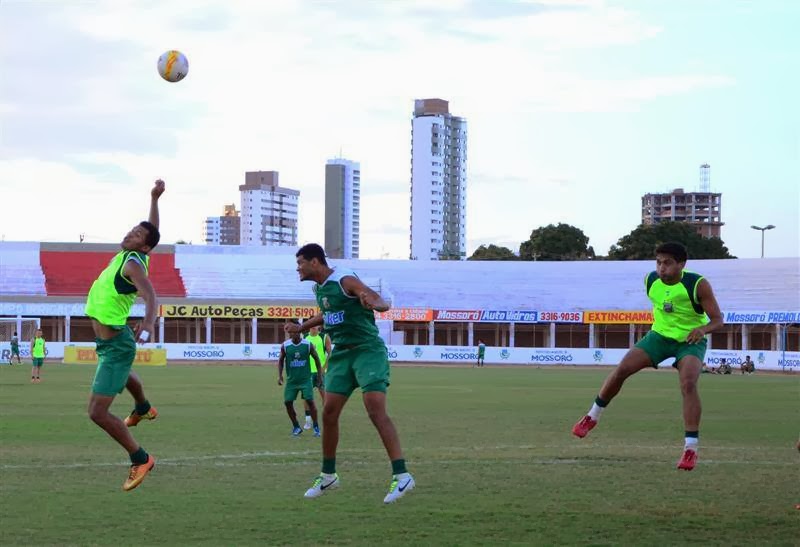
[1,341,797,372]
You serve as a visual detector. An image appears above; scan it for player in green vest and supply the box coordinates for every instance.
[303,326,330,429]
[9,331,21,365]
[30,329,46,382]
[475,340,486,367]
[572,242,723,471]
[288,243,415,504]
[278,331,323,437]
[84,179,164,491]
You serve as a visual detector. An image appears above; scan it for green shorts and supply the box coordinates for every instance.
[91,327,137,396]
[11,347,20,356]
[284,381,314,403]
[635,330,707,368]
[325,340,390,397]
[32,357,44,367]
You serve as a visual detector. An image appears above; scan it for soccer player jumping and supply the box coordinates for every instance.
[572,242,723,471]
[85,180,164,490]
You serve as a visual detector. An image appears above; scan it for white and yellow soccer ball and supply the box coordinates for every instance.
[157,50,189,83]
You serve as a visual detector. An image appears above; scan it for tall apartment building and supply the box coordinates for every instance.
[204,204,241,245]
[410,98,468,260]
[324,158,360,259]
[239,171,299,246]
[641,166,723,238]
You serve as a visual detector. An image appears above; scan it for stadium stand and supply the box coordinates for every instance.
[174,245,800,311]
[0,242,47,296]
[39,243,186,297]
[0,242,796,312]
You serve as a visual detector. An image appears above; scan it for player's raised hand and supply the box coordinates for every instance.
[151,179,165,199]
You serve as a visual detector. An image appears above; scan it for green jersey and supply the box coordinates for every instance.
[283,339,312,384]
[32,337,45,358]
[10,335,19,349]
[306,333,327,372]
[314,269,380,346]
[645,270,709,342]
[85,251,149,326]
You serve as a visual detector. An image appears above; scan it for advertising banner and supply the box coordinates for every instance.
[583,310,654,324]
[375,309,433,321]
[538,311,584,323]
[432,310,539,322]
[62,346,167,366]
[158,304,318,319]
[724,311,800,324]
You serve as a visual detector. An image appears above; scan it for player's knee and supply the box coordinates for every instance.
[364,401,387,423]
[680,377,698,395]
[88,403,108,424]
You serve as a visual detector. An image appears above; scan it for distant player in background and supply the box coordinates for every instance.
[30,329,45,382]
[290,243,414,504]
[84,180,164,491]
[278,329,322,437]
[476,339,486,367]
[572,242,723,471]
[303,326,330,429]
[9,331,21,365]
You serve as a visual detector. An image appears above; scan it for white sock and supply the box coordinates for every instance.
[305,415,312,423]
[322,472,336,480]
[587,403,604,421]
[685,437,698,451]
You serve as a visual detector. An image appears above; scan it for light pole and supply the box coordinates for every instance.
[750,225,775,258]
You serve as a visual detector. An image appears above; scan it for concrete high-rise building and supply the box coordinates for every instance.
[410,98,467,260]
[239,171,299,246]
[642,165,723,238]
[204,204,241,245]
[325,158,360,259]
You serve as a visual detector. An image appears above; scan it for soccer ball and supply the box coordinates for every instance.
[157,50,189,83]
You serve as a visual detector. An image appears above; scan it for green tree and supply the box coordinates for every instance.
[468,244,518,261]
[608,221,735,260]
[519,223,595,261]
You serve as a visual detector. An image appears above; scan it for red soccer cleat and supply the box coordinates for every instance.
[571,415,597,438]
[677,449,697,471]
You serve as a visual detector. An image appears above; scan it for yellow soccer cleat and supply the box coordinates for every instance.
[124,407,158,427]
[122,455,156,491]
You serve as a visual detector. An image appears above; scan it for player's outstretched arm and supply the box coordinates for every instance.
[341,276,390,312]
[149,180,165,229]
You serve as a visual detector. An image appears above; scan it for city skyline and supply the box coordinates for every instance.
[0,1,797,259]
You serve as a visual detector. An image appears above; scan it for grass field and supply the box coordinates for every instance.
[1,363,798,546]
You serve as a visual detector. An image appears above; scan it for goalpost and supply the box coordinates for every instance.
[0,317,41,342]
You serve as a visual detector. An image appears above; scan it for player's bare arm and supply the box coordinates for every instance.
[125,260,158,344]
[285,314,323,335]
[341,276,390,312]
[149,180,165,229]
[686,279,724,344]
[277,346,286,385]
[310,345,323,386]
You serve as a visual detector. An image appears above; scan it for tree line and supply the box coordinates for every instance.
[469,221,735,261]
